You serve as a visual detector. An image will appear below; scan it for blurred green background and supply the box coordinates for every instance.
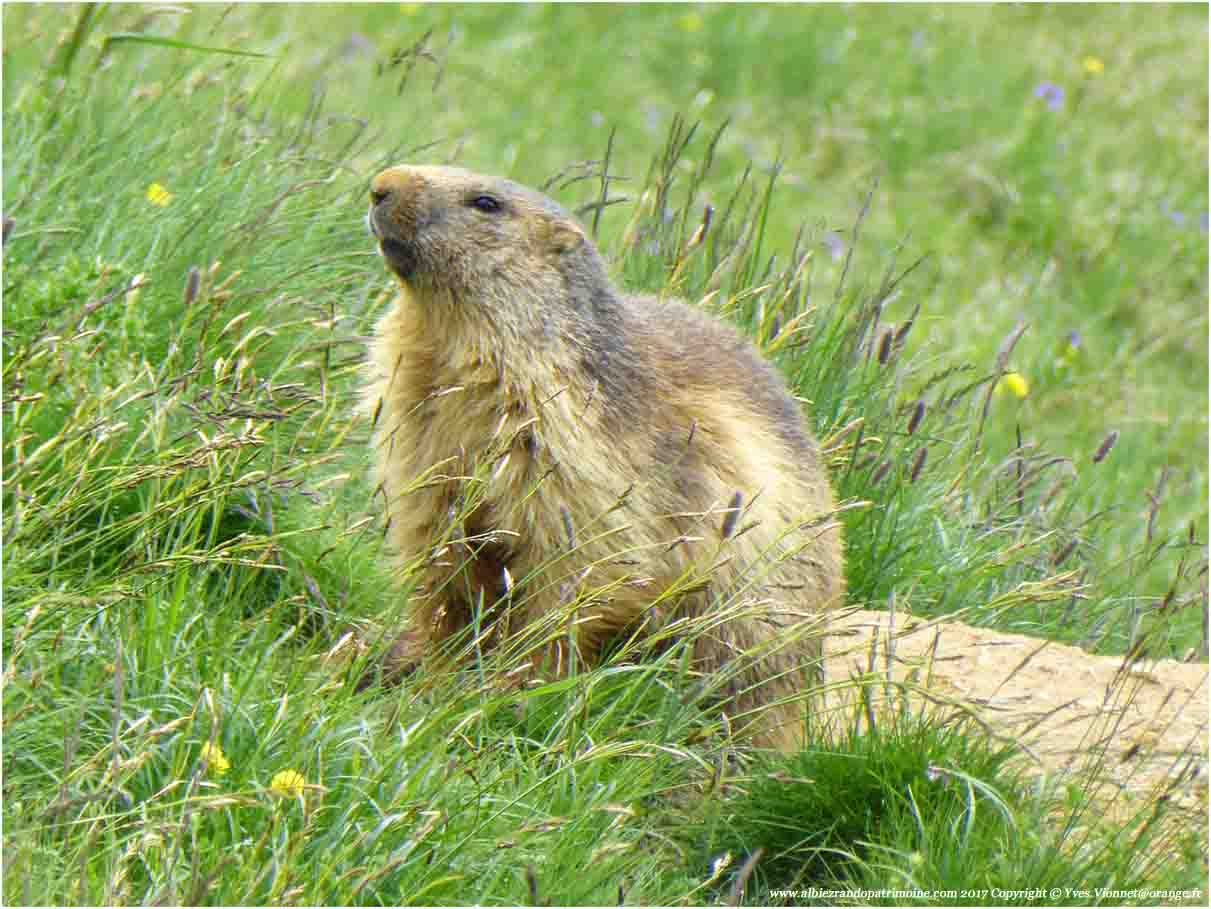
[8,3,1205,555]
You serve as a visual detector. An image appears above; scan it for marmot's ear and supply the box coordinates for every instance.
[546,219,585,255]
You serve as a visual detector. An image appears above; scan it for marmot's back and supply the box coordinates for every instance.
[363,164,845,749]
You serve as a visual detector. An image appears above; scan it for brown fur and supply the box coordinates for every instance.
[362,164,845,749]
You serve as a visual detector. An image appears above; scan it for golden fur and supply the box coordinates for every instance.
[362,164,844,749]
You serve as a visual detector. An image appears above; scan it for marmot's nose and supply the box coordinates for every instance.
[370,167,423,208]
[369,172,398,208]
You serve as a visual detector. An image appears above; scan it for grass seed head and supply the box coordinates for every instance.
[1092,430,1119,464]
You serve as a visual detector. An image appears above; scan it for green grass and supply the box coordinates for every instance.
[3,4,1207,905]
[691,713,1204,906]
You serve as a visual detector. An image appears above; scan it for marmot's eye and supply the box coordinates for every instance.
[468,194,502,214]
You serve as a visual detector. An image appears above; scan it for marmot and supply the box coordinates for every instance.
[362,164,844,749]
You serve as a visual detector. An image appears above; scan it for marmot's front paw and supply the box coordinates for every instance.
[351,628,423,691]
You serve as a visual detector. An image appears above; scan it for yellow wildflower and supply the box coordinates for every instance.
[200,741,230,776]
[270,769,307,799]
[997,372,1030,399]
[1082,56,1105,76]
[399,3,422,15]
[678,13,704,33]
[146,183,174,207]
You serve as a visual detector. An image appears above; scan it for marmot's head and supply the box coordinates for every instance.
[368,165,600,309]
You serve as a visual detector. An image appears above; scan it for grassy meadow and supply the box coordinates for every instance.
[3,3,1207,905]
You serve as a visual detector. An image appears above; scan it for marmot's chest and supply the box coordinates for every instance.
[369,312,613,512]
[388,364,574,486]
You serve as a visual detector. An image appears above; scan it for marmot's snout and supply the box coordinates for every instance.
[369,167,427,281]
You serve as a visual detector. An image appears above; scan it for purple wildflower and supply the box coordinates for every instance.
[644,104,662,134]
[824,231,845,262]
[1200,212,1208,234]
[1161,202,1187,227]
[1033,82,1065,112]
